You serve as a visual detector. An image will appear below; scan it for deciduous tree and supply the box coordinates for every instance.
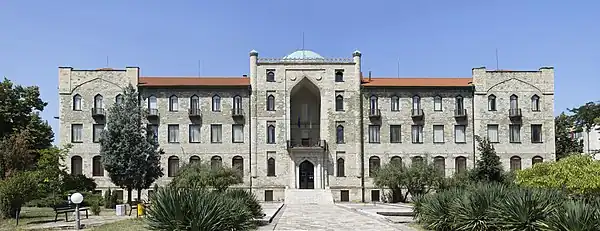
[569,101,600,153]
[555,113,584,160]
[471,136,505,183]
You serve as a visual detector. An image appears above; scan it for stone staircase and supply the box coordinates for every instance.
[284,189,334,205]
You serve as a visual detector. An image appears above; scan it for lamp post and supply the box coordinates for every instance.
[70,192,84,230]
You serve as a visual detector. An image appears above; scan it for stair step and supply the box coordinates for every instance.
[284,189,334,205]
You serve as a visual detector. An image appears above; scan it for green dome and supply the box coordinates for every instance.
[283,50,324,60]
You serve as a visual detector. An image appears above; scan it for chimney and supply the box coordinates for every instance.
[368,71,372,81]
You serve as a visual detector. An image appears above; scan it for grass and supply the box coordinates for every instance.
[89,218,146,231]
[0,207,119,231]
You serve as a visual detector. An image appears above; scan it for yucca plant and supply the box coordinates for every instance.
[489,188,564,231]
[146,187,254,231]
[448,183,510,231]
[413,188,461,231]
[543,200,600,231]
[225,189,264,219]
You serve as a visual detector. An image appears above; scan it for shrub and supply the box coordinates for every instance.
[448,183,510,231]
[544,200,600,231]
[91,202,101,216]
[489,188,565,230]
[170,162,242,192]
[374,161,443,202]
[146,187,255,231]
[0,171,38,218]
[413,188,461,231]
[225,189,263,218]
[104,189,118,209]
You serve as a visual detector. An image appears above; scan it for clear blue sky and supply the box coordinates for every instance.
[1,0,598,139]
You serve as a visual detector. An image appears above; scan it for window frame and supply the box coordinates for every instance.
[232,124,244,143]
[267,125,276,144]
[189,124,201,143]
[433,125,445,143]
[488,95,496,111]
[266,94,276,111]
[71,124,83,143]
[336,158,345,177]
[531,124,543,143]
[390,125,402,143]
[391,95,400,111]
[336,125,345,144]
[73,94,82,111]
[92,124,104,143]
[531,95,540,111]
[211,124,223,143]
[267,157,276,176]
[433,95,442,111]
[335,95,344,111]
[335,70,344,82]
[266,70,275,82]
[212,95,221,112]
[411,125,424,144]
[487,124,499,143]
[169,95,179,112]
[369,156,380,177]
[454,125,466,143]
[509,124,521,143]
[167,124,180,143]
[368,125,381,143]
[92,155,104,177]
[167,156,180,177]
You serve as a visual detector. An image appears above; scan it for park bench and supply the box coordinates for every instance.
[53,204,89,222]
[128,200,151,217]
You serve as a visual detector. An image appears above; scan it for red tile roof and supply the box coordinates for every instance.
[139,77,250,87]
[361,78,473,87]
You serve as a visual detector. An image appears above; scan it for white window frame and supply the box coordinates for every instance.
[433,125,444,143]
[211,124,223,143]
[434,96,442,111]
[232,124,244,143]
[454,125,466,143]
[168,124,179,143]
[189,124,201,143]
[487,124,499,143]
[411,125,424,143]
[368,125,380,143]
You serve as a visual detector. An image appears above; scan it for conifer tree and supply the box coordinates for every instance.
[471,136,504,183]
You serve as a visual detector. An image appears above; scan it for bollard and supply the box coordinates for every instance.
[137,202,145,217]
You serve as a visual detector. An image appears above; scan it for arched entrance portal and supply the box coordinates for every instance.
[299,160,315,189]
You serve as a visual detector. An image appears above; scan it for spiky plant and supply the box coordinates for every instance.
[225,189,264,218]
[489,188,564,231]
[413,188,461,231]
[448,183,510,231]
[146,187,254,231]
[543,200,600,231]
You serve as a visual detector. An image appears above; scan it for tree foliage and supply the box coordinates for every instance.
[471,136,505,183]
[170,162,242,192]
[99,85,163,203]
[569,101,600,153]
[555,113,584,160]
[374,161,443,203]
[0,130,36,179]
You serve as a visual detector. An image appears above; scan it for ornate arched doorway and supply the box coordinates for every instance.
[299,160,315,189]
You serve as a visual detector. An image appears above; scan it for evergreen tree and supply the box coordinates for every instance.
[569,101,600,153]
[99,84,163,203]
[555,113,583,160]
[471,136,504,183]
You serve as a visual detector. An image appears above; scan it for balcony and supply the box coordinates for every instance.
[188,108,202,118]
[91,108,105,118]
[147,108,160,118]
[232,108,244,118]
[287,139,326,150]
[454,109,468,118]
[509,108,522,118]
[368,109,381,119]
[411,109,424,119]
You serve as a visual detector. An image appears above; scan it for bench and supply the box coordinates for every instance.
[128,201,151,217]
[53,204,89,222]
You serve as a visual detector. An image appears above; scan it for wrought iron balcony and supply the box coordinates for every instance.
[454,109,468,118]
[411,109,424,118]
[287,139,326,150]
[509,108,522,118]
[147,108,160,118]
[188,108,202,117]
[368,109,381,118]
[91,108,105,118]
[232,108,244,118]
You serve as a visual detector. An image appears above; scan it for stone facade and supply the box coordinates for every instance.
[58,50,555,203]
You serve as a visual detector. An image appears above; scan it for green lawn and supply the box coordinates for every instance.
[90,218,146,231]
[0,207,55,231]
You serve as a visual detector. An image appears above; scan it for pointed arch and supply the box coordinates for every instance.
[212,94,221,111]
[485,78,542,93]
[391,95,400,111]
[73,94,82,110]
[335,95,344,111]
[115,94,124,104]
[488,94,497,111]
[369,95,378,112]
[455,95,464,111]
[94,94,104,109]
[433,95,442,111]
[336,158,345,177]
[190,95,200,111]
[412,95,421,110]
[510,94,519,110]
[233,95,242,110]
[336,125,344,144]
[267,157,276,176]
[531,94,540,111]
[266,94,275,111]
[148,95,158,109]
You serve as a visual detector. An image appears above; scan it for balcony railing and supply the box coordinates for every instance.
[509,108,522,118]
[411,109,424,118]
[91,108,105,118]
[368,109,381,118]
[147,108,160,118]
[454,109,467,118]
[287,139,327,150]
[188,108,202,117]
[232,108,244,117]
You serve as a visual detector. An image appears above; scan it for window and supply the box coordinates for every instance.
[336,125,344,144]
[168,156,179,177]
[168,125,179,143]
[267,157,276,176]
[368,125,380,143]
[232,124,244,143]
[369,156,380,177]
[114,190,124,201]
[115,94,124,104]
[189,124,201,143]
[190,95,200,111]
[93,124,105,143]
[71,124,83,143]
[412,156,424,166]
[189,155,200,164]
[71,156,82,175]
[92,156,103,176]
[211,156,222,169]
[94,94,103,109]
[266,70,275,82]
[369,95,378,113]
[455,156,467,174]
[433,125,444,143]
[335,95,344,111]
[390,125,401,143]
[266,95,275,111]
[148,95,157,109]
[335,70,344,82]
[412,95,421,110]
[455,95,464,111]
[455,125,466,143]
[434,156,445,177]
[212,95,221,112]
[211,124,222,143]
[434,95,442,111]
[340,190,350,202]
[336,158,345,177]
[531,124,543,143]
[411,125,423,143]
[509,124,521,143]
[233,95,242,111]
[487,124,499,143]
[169,95,178,111]
[532,156,543,165]
[148,124,158,141]
[265,190,274,201]
[371,190,380,202]
[487,95,496,111]
[391,156,402,166]
[531,95,540,111]
[232,156,244,177]
[73,94,82,111]
[510,95,519,109]
[267,125,276,144]
[391,96,400,111]
[510,156,522,171]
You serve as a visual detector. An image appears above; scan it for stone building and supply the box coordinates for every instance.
[58,49,555,202]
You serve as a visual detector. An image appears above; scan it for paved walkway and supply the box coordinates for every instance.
[260,204,415,231]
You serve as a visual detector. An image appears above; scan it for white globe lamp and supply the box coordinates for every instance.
[71,193,84,204]
[70,192,84,230]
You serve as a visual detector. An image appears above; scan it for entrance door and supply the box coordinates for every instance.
[299,160,315,189]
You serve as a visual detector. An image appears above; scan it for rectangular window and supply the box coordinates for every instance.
[340,190,350,202]
[371,190,380,202]
[92,124,104,143]
[189,124,201,143]
[487,124,499,143]
[411,125,424,143]
[168,125,179,143]
[264,190,274,201]
[509,124,521,143]
[368,125,380,143]
[335,70,344,82]
[433,125,444,143]
[148,124,159,141]
[232,124,244,143]
[390,125,401,143]
[71,124,83,143]
[211,124,222,143]
[531,124,543,143]
[455,125,466,143]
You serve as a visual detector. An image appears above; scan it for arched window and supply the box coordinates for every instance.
[94,94,104,109]
[455,95,464,111]
[335,71,344,82]
[433,95,442,111]
[336,125,344,144]
[212,95,221,112]
[168,95,178,111]
[71,156,83,175]
[335,95,344,111]
[531,95,540,111]
[266,71,275,82]
[510,156,522,171]
[266,95,275,111]
[211,156,222,169]
[267,158,276,176]
[510,95,519,110]
[412,95,421,110]
[148,95,157,109]
[532,156,543,165]
[391,95,400,111]
[232,156,244,177]
[233,95,242,111]
[434,156,445,177]
[455,156,467,174]
[267,125,276,144]
[190,95,200,111]
[115,94,124,104]
[336,158,345,177]
[412,156,423,166]
[369,156,380,177]
[73,94,82,110]
[92,156,103,176]
[369,95,378,113]
[488,95,496,111]
[189,155,200,164]
[390,156,402,166]
[168,156,179,177]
